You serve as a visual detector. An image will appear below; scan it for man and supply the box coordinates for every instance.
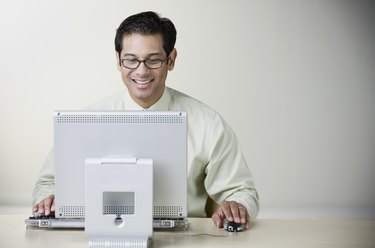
[33,11,259,229]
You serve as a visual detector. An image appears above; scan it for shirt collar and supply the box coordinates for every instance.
[123,87,171,111]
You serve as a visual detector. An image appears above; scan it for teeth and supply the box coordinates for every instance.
[134,79,151,84]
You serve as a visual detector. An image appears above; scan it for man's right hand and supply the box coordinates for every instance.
[32,195,55,216]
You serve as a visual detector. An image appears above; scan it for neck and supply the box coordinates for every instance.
[132,89,165,109]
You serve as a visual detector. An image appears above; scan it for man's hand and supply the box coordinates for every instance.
[32,195,55,216]
[212,201,250,229]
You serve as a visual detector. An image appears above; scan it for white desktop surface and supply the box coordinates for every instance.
[1,215,375,248]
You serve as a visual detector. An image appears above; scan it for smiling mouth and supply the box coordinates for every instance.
[132,79,153,85]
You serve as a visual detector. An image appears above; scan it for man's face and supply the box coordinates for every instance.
[116,33,176,108]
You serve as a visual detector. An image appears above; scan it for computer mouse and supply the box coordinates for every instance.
[223,219,245,232]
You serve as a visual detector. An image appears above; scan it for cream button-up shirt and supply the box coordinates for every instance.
[33,87,259,218]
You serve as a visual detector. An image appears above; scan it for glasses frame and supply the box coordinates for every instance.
[120,58,168,69]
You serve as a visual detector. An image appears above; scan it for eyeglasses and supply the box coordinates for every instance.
[120,58,168,69]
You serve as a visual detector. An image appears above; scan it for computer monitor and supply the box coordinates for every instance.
[53,110,187,221]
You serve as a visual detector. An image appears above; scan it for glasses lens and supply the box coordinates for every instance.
[145,60,162,69]
[122,59,139,69]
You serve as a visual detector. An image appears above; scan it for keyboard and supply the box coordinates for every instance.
[25,216,189,229]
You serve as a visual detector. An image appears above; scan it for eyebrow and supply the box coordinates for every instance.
[122,53,164,58]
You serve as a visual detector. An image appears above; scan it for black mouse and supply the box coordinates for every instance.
[223,219,245,232]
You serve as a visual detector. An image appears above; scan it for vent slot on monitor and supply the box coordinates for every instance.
[103,192,135,215]
[153,206,184,218]
[56,112,184,124]
[103,206,135,215]
[58,206,85,217]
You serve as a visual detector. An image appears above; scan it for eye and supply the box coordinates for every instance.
[146,59,161,65]
[123,59,138,65]
[121,59,140,68]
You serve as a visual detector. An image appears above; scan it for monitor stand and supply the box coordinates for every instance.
[85,156,153,248]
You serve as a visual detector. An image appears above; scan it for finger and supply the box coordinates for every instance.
[243,213,251,230]
[212,208,225,227]
[245,216,251,230]
[221,201,234,222]
[51,198,55,212]
[228,201,241,223]
[237,205,250,229]
[37,201,45,214]
[44,196,53,215]
[238,205,247,224]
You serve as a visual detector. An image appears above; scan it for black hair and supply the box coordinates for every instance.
[115,11,177,58]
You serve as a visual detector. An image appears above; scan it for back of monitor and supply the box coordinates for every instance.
[54,111,187,219]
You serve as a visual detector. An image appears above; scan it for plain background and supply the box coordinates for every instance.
[0,0,374,219]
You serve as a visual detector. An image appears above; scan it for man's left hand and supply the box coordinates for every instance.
[212,201,249,229]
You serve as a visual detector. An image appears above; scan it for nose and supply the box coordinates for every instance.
[134,61,150,75]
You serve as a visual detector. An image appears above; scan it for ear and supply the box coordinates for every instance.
[115,52,122,71]
[167,48,177,71]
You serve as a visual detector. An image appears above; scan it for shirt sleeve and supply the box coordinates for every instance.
[203,114,259,219]
[32,149,55,207]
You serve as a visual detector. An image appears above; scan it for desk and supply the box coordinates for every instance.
[1,215,374,248]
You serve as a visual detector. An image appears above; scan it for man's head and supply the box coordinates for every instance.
[115,11,177,62]
[115,11,177,108]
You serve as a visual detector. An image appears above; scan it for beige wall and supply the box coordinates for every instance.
[0,0,374,218]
